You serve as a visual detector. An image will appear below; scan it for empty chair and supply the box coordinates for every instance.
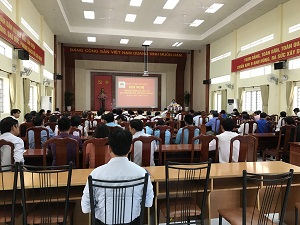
[20,163,75,225]
[229,135,258,162]
[218,169,293,225]
[192,135,219,163]
[158,160,212,225]
[0,139,14,165]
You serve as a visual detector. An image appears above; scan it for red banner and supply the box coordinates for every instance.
[64,46,186,58]
[232,37,300,72]
[0,9,44,65]
[93,75,112,111]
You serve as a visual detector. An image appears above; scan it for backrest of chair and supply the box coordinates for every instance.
[44,122,57,133]
[192,135,218,163]
[43,138,79,167]
[181,126,200,144]
[132,136,162,166]
[165,120,179,131]
[88,173,149,225]
[278,125,296,154]
[214,118,221,134]
[0,163,18,224]
[243,121,257,135]
[69,127,82,137]
[82,137,109,168]
[165,160,212,224]
[19,122,33,137]
[242,169,293,225]
[153,125,173,144]
[25,127,50,149]
[107,126,120,134]
[265,121,275,133]
[229,135,258,162]
[0,139,15,164]
[20,163,73,225]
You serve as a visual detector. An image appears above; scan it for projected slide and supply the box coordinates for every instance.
[115,76,158,108]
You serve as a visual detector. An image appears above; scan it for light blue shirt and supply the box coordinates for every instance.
[175,127,200,144]
[153,129,171,144]
[106,122,121,127]
[28,126,54,149]
[145,126,153,135]
[205,117,220,132]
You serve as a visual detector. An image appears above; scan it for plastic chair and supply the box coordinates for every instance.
[88,173,149,225]
[20,163,75,225]
[218,169,293,225]
[158,160,212,225]
[229,135,258,162]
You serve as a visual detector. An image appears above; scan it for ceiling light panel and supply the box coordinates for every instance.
[205,3,224,13]
[130,0,143,7]
[163,0,179,9]
[143,40,153,45]
[125,14,137,22]
[189,19,204,27]
[84,11,95,19]
[120,39,129,44]
[87,36,96,42]
[153,16,166,24]
[81,0,94,3]
[172,42,183,47]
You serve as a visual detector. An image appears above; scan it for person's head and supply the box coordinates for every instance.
[57,117,71,132]
[112,109,117,114]
[184,114,193,125]
[0,117,19,135]
[49,115,58,122]
[46,110,51,114]
[129,119,143,134]
[55,108,60,112]
[146,111,151,116]
[280,111,287,118]
[71,115,81,127]
[97,109,104,116]
[284,116,295,125]
[260,112,267,119]
[116,109,122,116]
[137,109,143,115]
[220,110,226,114]
[189,109,195,115]
[155,111,160,116]
[11,109,21,118]
[101,114,107,123]
[294,108,300,114]
[82,111,88,118]
[24,113,32,122]
[105,113,114,123]
[212,111,219,118]
[222,118,235,131]
[38,109,45,115]
[93,124,110,138]
[128,110,135,116]
[242,113,250,120]
[108,128,132,156]
[145,122,154,128]
[156,120,165,126]
[32,115,43,126]
[116,115,127,123]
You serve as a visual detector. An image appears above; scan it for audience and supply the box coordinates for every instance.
[238,113,257,134]
[71,115,88,136]
[105,113,121,127]
[275,111,286,132]
[205,111,220,135]
[256,112,269,133]
[175,114,200,144]
[153,120,171,144]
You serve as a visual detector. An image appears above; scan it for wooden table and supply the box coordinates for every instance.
[290,142,300,166]
[146,161,300,225]
[159,144,201,163]
[250,133,278,152]
[23,149,43,157]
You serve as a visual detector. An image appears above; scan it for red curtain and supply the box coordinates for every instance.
[93,75,112,111]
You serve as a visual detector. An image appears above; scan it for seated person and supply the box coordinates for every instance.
[0,117,25,166]
[85,124,110,168]
[220,110,227,119]
[238,113,257,134]
[174,110,183,121]
[81,128,154,224]
[275,111,286,132]
[71,115,88,137]
[256,112,270,133]
[46,115,59,135]
[193,111,202,126]
[175,114,200,144]
[116,114,127,127]
[20,113,33,137]
[129,119,156,166]
[134,109,147,120]
[94,109,104,119]
[205,111,220,135]
[105,113,121,127]
[28,115,55,149]
[151,111,162,121]
[153,120,171,144]
[144,122,153,135]
[209,118,240,163]
[10,108,21,121]
[48,117,82,166]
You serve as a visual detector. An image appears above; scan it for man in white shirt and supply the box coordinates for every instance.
[193,111,203,126]
[0,117,25,166]
[134,110,147,120]
[81,128,153,225]
[238,114,257,134]
[209,118,240,163]
[129,119,156,166]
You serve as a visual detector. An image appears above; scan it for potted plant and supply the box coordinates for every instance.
[64,91,74,111]
[184,91,190,111]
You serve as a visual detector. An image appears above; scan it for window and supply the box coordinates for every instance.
[240,65,271,79]
[29,86,37,111]
[289,58,300,70]
[241,34,274,51]
[293,86,300,109]
[0,78,4,113]
[0,40,13,59]
[214,92,222,112]
[211,75,230,84]
[243,90,262,112]
[23,60,40,73]
[211,52,231,63]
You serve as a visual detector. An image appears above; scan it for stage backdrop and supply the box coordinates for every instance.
[93,75,112,111]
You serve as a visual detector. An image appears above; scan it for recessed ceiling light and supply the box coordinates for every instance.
[143,40,153,45]
[163,0,179,9]
[130,0,143,7]
[125,14,137,22]
[153,16,166,24]
[172,42,183,47]
[120,39,129,44]
[189,19,204,27]
[205,3,224,13]
[87,36,96,42]
[84,11,95,19]
[81,0,94,3]
[172,42,179,47]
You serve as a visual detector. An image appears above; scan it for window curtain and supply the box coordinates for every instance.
[221,89,227,110]
[46,86,52,96]
[23,78,30,114]
[286,81,294,116]
[211,91,215,110]
[37,83,41,110]
[9,73,16,108]
[260,85,269,114]
[238,87,244,112]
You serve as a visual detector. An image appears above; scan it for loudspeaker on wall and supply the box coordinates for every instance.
[18,49,29,60]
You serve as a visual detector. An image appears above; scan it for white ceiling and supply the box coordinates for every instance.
[31,0,290,51]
